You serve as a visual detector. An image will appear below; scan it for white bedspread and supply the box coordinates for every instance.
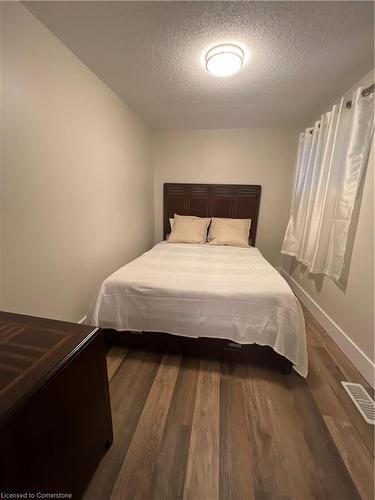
[87,242,307,376]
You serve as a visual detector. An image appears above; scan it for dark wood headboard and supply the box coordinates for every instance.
[163,183,261,245]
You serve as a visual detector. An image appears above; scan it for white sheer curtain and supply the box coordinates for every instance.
[282,85,374,280]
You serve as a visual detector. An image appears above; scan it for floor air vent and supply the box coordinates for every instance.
[341,382,375,425]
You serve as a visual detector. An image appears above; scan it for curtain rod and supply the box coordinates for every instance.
[346,83,374,109]
[308,83,374,134]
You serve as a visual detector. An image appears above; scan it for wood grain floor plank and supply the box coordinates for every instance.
[303,306,371,390]
[323,415,374,500]
[304,316,323,348]
[83,349,162,500]
[309,345,374,457]
[323,337,373,392]
[241,366,283,495]
[150,356,200,500]
[219,361,255,500]
[242,366,320,499]
[254,492,290,500]
[307,346,353,418]
[106,346,128,381]
[111,353,181,500]
[84,310,374,500]
[183,358,220,500]
[288,374,361,499]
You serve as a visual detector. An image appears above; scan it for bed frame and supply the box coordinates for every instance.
[105,183,293,374]
[163,183,261,244]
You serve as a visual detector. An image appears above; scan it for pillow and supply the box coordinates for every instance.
[168,214,211,244]
[208,217,251,247]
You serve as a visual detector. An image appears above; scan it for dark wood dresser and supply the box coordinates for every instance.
[0,311,113,498]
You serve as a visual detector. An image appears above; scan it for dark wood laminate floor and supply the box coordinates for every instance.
[84,308,374,500]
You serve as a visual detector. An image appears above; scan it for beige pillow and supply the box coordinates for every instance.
[208,217,251,247]
[168,214,211,244]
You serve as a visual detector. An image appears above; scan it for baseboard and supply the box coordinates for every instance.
[278,267,374,387]
[78,316,87,324]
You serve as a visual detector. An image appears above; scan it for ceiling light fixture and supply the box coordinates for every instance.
[205,44,244,77]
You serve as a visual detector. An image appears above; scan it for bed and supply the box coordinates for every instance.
[87,183,307,376]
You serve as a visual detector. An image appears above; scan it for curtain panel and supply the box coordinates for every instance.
[281,86,374,280]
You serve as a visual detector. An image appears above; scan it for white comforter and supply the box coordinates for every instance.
[87,242,307,376]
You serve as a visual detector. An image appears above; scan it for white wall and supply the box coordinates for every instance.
[282,70,374,384]
[152,128,298,266]
[0,2,154,322]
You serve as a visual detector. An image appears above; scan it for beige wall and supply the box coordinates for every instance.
[283,70,374,374]
[0,2,154,322]
[152,128,299,266]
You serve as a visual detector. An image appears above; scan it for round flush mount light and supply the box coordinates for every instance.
[205,44,244,77]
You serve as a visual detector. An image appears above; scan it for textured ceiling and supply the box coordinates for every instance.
[24,1,374,128]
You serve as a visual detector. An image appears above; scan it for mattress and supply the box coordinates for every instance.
[87,242,307,376]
